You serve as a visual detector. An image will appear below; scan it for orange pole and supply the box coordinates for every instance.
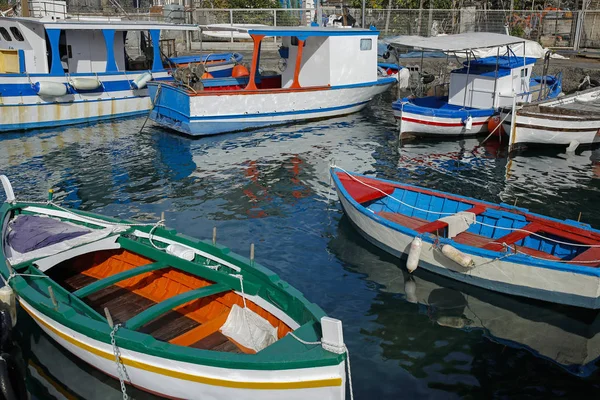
[290,38,305,89]
[245,35,264,91]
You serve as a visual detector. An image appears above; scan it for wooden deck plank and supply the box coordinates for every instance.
[453,232,493,248]
[376,211,428,230]
[138,310,201,342]
[570,247,600,267]
[190,331,242,354]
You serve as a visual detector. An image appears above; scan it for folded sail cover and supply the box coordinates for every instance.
[6,215,90,253]
[4,214,115,264]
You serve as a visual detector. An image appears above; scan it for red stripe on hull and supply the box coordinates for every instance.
[397,116,488,127]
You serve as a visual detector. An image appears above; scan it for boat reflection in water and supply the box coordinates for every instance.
[329,217,600,377]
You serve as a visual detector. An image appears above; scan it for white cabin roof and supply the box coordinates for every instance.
[0,16,198,31]
[388,32,526,52]
[199,24,378,37]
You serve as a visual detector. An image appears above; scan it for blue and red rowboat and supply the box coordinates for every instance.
[331,167,600,309]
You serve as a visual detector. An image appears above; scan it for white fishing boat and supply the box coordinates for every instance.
[500,86,600,151]
[147,25,397,136]
[0,4,197,132]
[389,33,562,138]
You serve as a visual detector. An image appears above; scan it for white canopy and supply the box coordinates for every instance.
[387,32,526,52]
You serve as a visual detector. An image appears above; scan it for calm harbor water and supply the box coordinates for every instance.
[2,91,600,399]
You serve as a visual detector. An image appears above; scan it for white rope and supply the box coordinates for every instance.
[147,219,166,250]
[286,332,354,400]
[336,168,600,249]
[474,220,600,248]
[336,166,456,216]
[6,272,47,284]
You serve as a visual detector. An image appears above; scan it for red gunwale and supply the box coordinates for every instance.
[336,171,600,244]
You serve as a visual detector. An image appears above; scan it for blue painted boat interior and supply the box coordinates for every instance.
[392,96,496,118]
[366,187,586,260]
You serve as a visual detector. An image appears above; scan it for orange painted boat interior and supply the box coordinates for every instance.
[48,249,292,354]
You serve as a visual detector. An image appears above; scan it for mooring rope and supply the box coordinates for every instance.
[287,332,354,400]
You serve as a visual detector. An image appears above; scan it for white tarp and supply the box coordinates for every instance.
[472,39,568,60]
[220,304,278,352]
[387,32,526,52]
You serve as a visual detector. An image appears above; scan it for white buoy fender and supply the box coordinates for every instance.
[33,81,67,97]
[397,67,410,89]
[0,286,17,328]
[441,244,475,268]
[70,77,101,91]
[464,116,473,130]
[406,237,422,273]
[320,317,345,354]
[132,72,152,90]
[166,243,195,261]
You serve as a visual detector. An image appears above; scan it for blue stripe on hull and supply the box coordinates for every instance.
[0,110,145,132]
[343,203,600,309]
[151,100,369,136]
[0,76,172,98]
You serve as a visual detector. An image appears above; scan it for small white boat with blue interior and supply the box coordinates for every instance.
[0,8,196,132]
[331,167,600,309]
[147,25,397,136]
[390,33,562,137]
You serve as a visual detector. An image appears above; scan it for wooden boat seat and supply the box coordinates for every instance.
[126,283,230,330]
[453,232,493,247]
[376,211,428,230]
[569,247,600,267]
[73,261,167,298]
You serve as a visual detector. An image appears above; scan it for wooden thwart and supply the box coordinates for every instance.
[126,283,230,331]
[73,261,167,298]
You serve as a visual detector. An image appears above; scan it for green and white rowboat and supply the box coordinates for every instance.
[0,176,349,400]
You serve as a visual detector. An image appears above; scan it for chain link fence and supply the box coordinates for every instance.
[56,2,600,49]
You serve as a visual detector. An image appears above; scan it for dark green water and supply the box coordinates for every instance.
[2,92,600,399]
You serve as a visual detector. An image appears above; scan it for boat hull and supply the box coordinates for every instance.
[502,111,600,149]
[21,299,346,400]
[334,180,600,309]
[148,78,395,136]
[394,107,492,136]
[0,72,171,132]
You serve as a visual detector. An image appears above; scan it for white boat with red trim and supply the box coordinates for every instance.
[500,86,600,151]
[389,33,562,138]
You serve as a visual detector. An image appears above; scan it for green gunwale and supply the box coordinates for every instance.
[0,201,346,370]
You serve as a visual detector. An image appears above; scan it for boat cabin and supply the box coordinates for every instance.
[449,55,536,109]
[0,16,196,76]
[195,25,380,91]
[388,32,539,109]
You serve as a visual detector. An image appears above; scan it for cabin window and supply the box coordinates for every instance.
[0,28,12,41]
[360,38,372,51]
[520,69,528,77]
[10,27,24,42]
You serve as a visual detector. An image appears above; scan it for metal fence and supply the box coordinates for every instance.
[187,7,600,49]
[55,2,600,49]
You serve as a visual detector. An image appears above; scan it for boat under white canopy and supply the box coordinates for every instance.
[387,32,526,52]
